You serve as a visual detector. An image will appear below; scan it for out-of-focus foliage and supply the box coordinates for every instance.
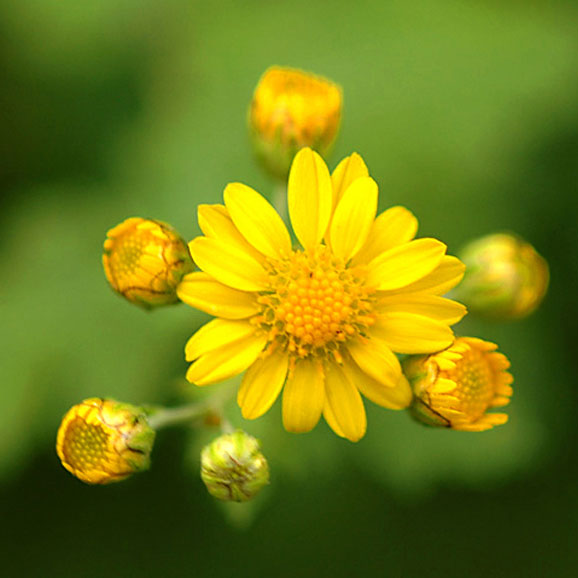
[1,0,577,576]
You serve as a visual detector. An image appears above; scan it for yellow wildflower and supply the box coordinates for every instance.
[56,398,155,484]
[177,148,466,442]
[249,66,342,178]
[103,217,194,309]
[405,337,513,431]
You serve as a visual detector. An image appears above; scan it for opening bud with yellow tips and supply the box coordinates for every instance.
[453,233,549,320]
[404,337,513,432]
[248,66,342,179]
[56,398,156,484]
[103,217,194,309]
[201,430,269,502]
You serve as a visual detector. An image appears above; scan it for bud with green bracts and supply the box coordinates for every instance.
[103,217,194,309]
[453,233,549,320]
[201,430,269,502]
[56,398,156,484]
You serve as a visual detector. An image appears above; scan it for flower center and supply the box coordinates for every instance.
[62,418,110,470]
[257,246,375,360]
[108,231,148,277]
[450,348,495,419]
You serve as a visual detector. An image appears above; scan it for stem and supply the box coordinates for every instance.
[220,416,235,434]
[146,402,210,430]
[272,181,288,224]
[146,384,235,431]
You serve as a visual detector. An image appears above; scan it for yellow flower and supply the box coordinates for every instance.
[103,217,194,309]
[249,66,342,178]
[454,232,549,320]
[56,398,156,484]
[404,337,513,431]
[177,148,466,442]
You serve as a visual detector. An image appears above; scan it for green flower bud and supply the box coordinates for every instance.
[200,430,269,502]
[454,233,549,320]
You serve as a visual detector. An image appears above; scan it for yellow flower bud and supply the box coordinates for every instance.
[56,398,156,484]
[103,217,194,309]
[248,66,342,179]
[454,233,549,320]
[404,337,513,432]
[201,431,269,502]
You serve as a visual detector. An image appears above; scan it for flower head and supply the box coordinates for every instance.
[404,337,513,431]
[249,66,342,178]
[178,148,466,441]
[103,217,194,309]
[56,398,156,484]
[200,430,269,502]
[454,232,549,320]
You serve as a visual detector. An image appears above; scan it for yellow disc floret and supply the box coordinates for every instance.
[56,398,156,484]
[404,337,513,431]
[256,246,375,362]
[443,344,496,420]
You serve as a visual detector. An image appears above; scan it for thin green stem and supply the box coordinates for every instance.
[220,416,235,434]
[272,181,288,224]
[145,384,235,431]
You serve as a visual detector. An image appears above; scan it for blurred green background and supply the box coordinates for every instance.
[1,0,577,576]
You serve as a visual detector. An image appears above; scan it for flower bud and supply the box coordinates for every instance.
[404,337,513,432]
[200,430,269,502]
[103,217,194,309]
[248,66,342,179]
[56,398,156,484]
[454,233,549,320]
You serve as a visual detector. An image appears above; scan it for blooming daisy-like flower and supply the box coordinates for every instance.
[177,148,466,441]
[404,337,513,431]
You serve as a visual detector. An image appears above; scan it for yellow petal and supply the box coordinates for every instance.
[323,402,347,438]
[330,152,369,211]
[342,357,412,409]
[366,238,446,291]
[177,272,259,319]
[328,177,378,261]
[346,337,401,388]
[224,182,292,259]
[282,358,325,433]
[490,396,511,408]
[238,350,289,419]
[197,204,264,262]
[370,312,455,354]
[288,148,333,251]
[185,319,255,361]
[353,206,418,265]
[455,413,508,432]
[189,236,269,292]
[377,294,467,324]
[387,255,465,296]
[324,362,366,442]
[431,377,458,393]
[186,332,267,386]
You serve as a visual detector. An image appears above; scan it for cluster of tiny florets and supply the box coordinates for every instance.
[254,246,376,361]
